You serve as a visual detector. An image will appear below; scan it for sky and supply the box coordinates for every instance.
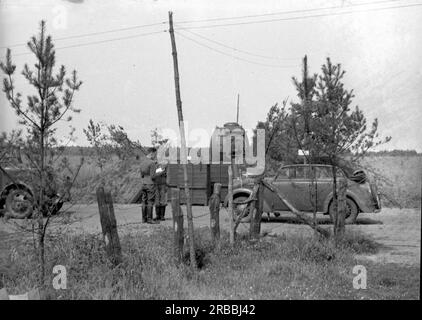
[0,0,421,151]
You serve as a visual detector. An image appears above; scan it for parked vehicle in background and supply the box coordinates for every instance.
[0,165,66,219]
[228,164,381,224]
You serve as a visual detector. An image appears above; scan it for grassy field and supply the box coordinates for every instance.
[0,227,419,299]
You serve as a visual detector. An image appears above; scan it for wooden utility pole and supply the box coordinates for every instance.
[168,11,197,269]
[302,55,318,235]
[236,93,240,123]
[171,188,184,264]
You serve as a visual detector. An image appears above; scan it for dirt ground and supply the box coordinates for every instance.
[0,205,420,267]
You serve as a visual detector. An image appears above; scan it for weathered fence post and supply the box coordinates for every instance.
[209,183,221,245]
[96,187,122,266]
[171,188,184,263]
[250,182,264,240]
[334,179,348,239]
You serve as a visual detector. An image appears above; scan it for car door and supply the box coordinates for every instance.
[314,166,333,212]
[267,167,290,212]
[314,166,346,212]
[272,165,313,212]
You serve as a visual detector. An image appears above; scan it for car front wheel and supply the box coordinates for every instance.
[329,198,359,224]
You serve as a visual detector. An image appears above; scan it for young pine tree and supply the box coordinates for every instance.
[312,58,390,238]
[0,20,82,284]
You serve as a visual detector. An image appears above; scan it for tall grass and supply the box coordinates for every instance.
[0,227,418,299]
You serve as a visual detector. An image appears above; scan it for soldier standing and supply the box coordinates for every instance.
[154,162,168,221]
[139,148,159,224]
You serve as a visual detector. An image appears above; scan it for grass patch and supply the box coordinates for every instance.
[336,230,382,255]
[0,227,418,299]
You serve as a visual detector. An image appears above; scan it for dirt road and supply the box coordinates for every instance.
[1,205,420,266]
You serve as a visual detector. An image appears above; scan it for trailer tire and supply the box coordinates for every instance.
[233,194,251,223]
[5,188,34,219]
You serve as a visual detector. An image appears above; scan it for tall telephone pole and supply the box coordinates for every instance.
[168,11,197,269]
[236,93,240,123]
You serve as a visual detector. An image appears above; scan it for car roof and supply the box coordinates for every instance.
[281,164,333,168]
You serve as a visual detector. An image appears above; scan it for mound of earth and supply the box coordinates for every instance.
[72,159,142,204]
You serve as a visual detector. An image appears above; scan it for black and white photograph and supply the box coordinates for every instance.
[0,0,420,306]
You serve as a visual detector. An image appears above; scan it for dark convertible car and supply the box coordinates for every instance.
[229,164,381,224]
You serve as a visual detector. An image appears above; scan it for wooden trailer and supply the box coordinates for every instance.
[166,162,235,205]
[166,122,247,205]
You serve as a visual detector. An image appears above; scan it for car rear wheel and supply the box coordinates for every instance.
[329,198,359,224]
[5,188,34,219]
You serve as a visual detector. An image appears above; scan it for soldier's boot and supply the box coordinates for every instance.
[147,206,159,224]
[160,206,166,221]
[153,206,161,221]
[141,206,147,223]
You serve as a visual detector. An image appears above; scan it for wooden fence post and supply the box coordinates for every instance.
[96,187,122,266]
[250,182,264,240]
[209,183,221,245]
[171,188,184,263]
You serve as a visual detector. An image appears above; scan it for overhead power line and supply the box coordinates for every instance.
[8,30,167,57]
[174,31,300,69]
[178,2,422,30]
[1,0,415,51]
[175,0,401,24]
[0,0,402,50]
[177,27,298,61]
[0,21,167,49]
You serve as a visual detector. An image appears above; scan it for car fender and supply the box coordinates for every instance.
[223,188,252,207]
[322,190,364,213]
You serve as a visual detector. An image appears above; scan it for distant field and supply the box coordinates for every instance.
[362,156,421,208]
[58,154,421,208]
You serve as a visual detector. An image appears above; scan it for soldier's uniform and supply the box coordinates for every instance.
[139,157,158,224]
[154,163,168,221]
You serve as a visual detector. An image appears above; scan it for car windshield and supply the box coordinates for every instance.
[276,165,351,180]
[276,167,293,179]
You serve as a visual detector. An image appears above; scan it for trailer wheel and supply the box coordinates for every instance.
[5,188,34,219]
[233,195,251,223]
